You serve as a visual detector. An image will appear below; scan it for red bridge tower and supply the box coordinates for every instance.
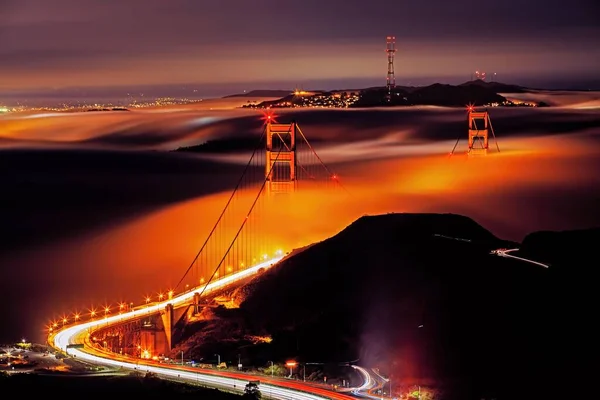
[265,121,297,193]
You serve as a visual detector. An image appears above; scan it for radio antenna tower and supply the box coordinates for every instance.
[386,36,397,92]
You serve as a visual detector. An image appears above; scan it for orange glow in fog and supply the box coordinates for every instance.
[8,131,599,318]
[2,103,600,342]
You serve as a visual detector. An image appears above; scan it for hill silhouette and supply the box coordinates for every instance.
[517,227,597,398]
[519,227,600,267]
[247,82,514,109]
[352,83,508,107]
[176,212,595,399]
[458,79,526,93]
[236,80,530,109]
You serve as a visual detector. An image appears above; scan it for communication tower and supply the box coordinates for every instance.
[386,36,396,92]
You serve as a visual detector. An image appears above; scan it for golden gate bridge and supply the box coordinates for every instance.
[174,112,344,305]
[49,112,346,363]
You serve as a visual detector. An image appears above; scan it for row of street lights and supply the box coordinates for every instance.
[48,291,176,333]
[47,250,286,333]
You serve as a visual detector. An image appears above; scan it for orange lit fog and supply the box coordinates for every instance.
[1,96,599,338]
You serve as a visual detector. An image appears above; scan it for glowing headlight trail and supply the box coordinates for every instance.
[58,346,328,400]
[55,255,284,351]
[351,365,375,395]
[495,248,550,268]
[61,347,326,400]
[52,255,356,399]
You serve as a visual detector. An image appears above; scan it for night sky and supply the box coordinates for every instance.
[1,0,599,97]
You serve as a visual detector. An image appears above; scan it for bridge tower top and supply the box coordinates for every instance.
[265,121,296,194]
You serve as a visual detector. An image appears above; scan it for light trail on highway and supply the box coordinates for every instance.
[351,366,391,400]
[495,248,550,268]
[51,254,357,400]
[351,366,378,399]
[54,255,285,351]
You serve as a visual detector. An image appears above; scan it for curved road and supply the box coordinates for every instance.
[50,255,358,400]
[351,366,388,399]
[494,248,550,268]
[49,245,546,399]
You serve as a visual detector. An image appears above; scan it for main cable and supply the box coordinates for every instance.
[195,135,286,298]
[174,125,267,291]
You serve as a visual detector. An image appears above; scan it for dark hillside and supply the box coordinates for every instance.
[238,213,550,399]
[458,79,526,93]
[408,83,506,106]
[518,227,598,393]
[351,84,507,107]
[520,227,600,268]
[179,213,595,399]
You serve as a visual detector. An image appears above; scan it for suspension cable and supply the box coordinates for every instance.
[195,135,286,298]
[175,125,267,291]
[296,125,351,195]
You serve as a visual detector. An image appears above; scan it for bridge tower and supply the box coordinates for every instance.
[265,120,296,194]
[468,109,489,155]
[449,106,500,156]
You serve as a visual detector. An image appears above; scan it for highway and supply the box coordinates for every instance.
[51,255,358,400]
[494,248,550,268]
[351,366,392,400]
[351,366,379,399]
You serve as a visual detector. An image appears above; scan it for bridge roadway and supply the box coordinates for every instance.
[51,255,357,400]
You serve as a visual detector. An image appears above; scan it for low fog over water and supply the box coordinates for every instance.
[1,93,599,342]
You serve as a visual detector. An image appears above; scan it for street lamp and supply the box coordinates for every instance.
[286,361,296,378]
[181,350,184,366]
[268,361,274,399]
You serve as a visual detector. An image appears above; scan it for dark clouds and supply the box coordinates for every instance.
[3,0,596,43]
[0,0,598,91]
